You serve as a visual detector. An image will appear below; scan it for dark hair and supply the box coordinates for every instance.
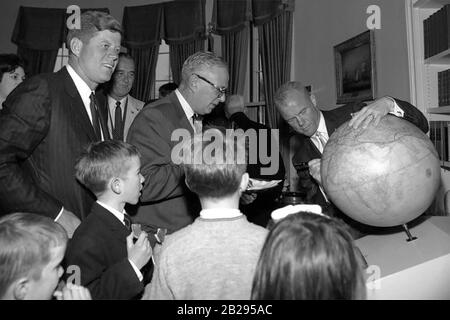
[158,82,178,98]
[182,129,247,199]
[0,213,67,298]
[66,11,122,54]
[75,140,140,196]
[251,212,366,300]
[0,54,25,82]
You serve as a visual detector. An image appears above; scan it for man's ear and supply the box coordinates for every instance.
[13,278,29,300]
[111,178,121,194]
[239,173,249,193]
[70,37,83,57]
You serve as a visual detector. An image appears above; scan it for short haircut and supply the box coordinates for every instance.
[182,129,246,199]
[0,213,67,298]
[66,11,122,54]
[251,212,366,300]
[158,82,178,98]
[181,51,228,84]
[0,54,25,82]
[273,81,310,110]
[75,140,140,196]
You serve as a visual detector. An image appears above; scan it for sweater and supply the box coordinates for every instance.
[143,215,268,300]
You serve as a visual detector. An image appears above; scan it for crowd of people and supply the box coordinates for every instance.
[0,10,430,300]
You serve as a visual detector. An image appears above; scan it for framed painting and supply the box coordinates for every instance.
[334,30,377,104]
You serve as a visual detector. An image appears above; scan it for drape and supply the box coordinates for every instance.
[212,0,251,95]
[122,3,163,102]
[12,6,65,76]
[163,0,206,85]
[257,8,293,170]
[169,41,205,85]
[221,28,249,95]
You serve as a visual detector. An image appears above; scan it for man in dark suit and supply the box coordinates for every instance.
[0,11,122,237]
[274,81,429,234]
[96,53,144,142]
[127,51,229,237]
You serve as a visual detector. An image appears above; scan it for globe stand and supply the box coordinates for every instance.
[402,223,417,242]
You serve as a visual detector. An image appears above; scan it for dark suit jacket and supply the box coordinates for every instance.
[292,99,429,210]
[127,92,200,233]
[65,202,144,300]
[0,67,108,219]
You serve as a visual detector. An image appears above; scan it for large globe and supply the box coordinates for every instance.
[321,115,440,227]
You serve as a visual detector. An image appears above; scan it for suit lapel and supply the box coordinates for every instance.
[124,95,143,139]
[61,67,97,141]
[91,202,130,241]
[168,92,195,134]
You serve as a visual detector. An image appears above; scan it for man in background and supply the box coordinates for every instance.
[97,53,144,142]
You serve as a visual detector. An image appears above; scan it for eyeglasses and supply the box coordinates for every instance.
[193,73,227,98]
[286,109,307,125]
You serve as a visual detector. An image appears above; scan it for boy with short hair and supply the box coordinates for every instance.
[143,129,268,300]
[0,212,90,300]
[66,140,152,299]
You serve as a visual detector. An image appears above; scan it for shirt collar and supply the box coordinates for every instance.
[175,89,196,120]
[96,200,127,226]
[200,208,243,219]
[107,95,128,110]
[66,64,94,102]
[315,111,328,136]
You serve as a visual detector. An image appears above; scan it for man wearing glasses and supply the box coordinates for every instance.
[127,51,229,246]
[274,81,429,237]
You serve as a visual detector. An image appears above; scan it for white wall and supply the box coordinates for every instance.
[292,0,411,110]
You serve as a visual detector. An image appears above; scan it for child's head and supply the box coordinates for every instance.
[0,212,68,300]
[75,140,144,204]
[251,212,366,300]
[182,129,248,200]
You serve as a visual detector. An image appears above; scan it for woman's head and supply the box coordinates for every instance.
[0,54,26,102]
[251,212,366,300]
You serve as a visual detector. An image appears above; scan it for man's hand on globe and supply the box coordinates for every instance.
[348,96,393,130]
[308,158,322,184]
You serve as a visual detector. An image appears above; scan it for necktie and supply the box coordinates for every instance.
[89,92,102,139]
[314,131,328,153]
[123,213,132,232]
[113,101,123,141]
[192,114,203,133]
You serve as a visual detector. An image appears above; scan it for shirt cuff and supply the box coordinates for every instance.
[128,259,144,282]
[54,207,64,222]
[387,96,404,118]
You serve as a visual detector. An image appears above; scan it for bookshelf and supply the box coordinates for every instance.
[414,0,450,9]
[407,0,450,177]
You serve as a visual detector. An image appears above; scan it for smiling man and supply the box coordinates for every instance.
[127,51,229,241]
[0,11,122,237]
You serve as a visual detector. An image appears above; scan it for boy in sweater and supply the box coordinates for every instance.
[144,129,268,299]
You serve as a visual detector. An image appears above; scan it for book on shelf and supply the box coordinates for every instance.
[438,69,450,106]
[423,4,450,59]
